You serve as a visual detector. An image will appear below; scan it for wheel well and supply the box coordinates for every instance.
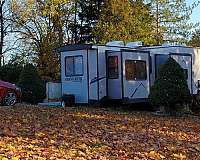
[2,89,17,98]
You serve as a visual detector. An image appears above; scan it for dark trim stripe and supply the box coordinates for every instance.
[61,52,63,101]
[57,44,92,52]
[90,77,106,84]
[120,51,124,99]
[105,50,108,98]
[131,83,147,98]
[121,49,150,53]
[97,49,99,101]
[169,52,192,56]
[191,55,193,94]
[87,49,89,104]
[148,52,151,93]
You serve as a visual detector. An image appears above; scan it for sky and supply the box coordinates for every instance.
[187,0,200,24]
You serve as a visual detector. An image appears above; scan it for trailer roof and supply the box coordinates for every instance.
[138,45,200,50]
[56,44,200,53]
[57,44,92,52]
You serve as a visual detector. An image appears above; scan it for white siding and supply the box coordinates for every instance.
[88,49,98,101]
[61,50,88,103]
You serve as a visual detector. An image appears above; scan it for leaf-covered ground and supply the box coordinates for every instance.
[0,105,199,160]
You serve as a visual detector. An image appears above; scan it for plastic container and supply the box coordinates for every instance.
[62,94,75,107]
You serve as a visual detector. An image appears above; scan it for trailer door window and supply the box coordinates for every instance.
[108,56,119,79]
[125,60,147,80]
[155,55,169,78]
[183,69,188,80]
[65,56,83,76]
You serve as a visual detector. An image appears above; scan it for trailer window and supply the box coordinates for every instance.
[108,56,119,79]
[65,56,83,76]
[125,60,147,80]
[198,80,200,88]
[183,69,188,80]
[155,55,169,78]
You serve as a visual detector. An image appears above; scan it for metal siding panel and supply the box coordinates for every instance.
[98,49,107,100]
[192,48,200,94]
[88,50,98,101]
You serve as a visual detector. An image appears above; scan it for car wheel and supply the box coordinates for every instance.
[3,91,17,106]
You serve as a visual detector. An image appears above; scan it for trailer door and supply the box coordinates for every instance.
[170,54,192,93]
[61,50,88,104]
[107,51,122,99]
[122,50,150,101]
[88,49,98,102]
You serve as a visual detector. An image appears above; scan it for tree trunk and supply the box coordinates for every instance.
[0,0,5,67]
[156,1,159,45]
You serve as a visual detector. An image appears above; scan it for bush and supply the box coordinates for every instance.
[18,64,46,104]
[0,63,23,84]
[149,58,191,112]
[191,95,200,115]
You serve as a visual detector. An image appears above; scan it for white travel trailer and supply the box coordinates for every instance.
[59,42,200,104]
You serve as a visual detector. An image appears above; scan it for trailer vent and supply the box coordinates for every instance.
[126,41,143,48]
[162,42,173,47]
[162,42,186,47]
[106,41,124,47]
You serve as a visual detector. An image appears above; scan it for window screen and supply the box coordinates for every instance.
[65,56,83,76]
[125,60,147,80]
[108,56,119,79]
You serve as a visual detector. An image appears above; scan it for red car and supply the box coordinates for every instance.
[0,80,22,106]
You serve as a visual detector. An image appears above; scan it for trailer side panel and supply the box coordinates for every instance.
[61,50,88,103]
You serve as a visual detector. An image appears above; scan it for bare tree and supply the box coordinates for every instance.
[0,0,16,66]
[0,0,5,66]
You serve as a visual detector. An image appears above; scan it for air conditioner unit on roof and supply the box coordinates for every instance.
[126,41,143,48]
[106,41,124,47]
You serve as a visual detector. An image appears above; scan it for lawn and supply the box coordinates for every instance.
[0,105,199,160]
